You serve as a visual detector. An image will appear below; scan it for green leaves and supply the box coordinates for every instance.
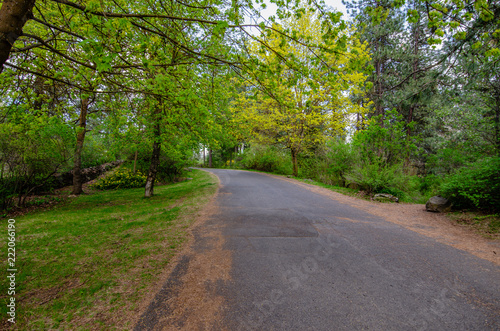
[233,6,370,174]
[214,21,229,36]
[440,157,500,211]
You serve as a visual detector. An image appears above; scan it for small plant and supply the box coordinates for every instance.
[440,156,500,212]
[240,144,292,175]
[345,161,408,197]
[92,169,147,190]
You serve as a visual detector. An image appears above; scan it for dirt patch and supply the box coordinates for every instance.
[272,175,500,266]
[130,175,231,331]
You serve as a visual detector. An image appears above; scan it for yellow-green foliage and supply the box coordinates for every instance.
[231,7,371,174]
[92,169,147,190]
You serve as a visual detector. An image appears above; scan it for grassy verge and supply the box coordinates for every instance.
[0,169,217,329]
[294,178,365,199]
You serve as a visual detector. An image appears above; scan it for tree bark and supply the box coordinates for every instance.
[208,149,213,168]
[133,150,138,173]
[495,98,500,156]
[144,106,161,198]
[71,97,89,195]
[291,147,298,177]
[0,0,35,73]
[407,13,420,137]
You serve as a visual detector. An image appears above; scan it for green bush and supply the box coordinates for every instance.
[81,135,115,168]
[241,144,292,175]
[440,157,500,211]
[345,161,408,198]
[417,174,442,196]
[351,110,418,167]
[132,150,187,183]
[425,147,480,175]
[323,139,356,186]
[0,177,17,211]
[157,157,185,182]
[92,169,147,190]
[297,155,323,179]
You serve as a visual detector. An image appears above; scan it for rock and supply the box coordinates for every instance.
[53,160,123,189]
[426,195,452,212]
[373,193,399,203]
[287,175,293,178]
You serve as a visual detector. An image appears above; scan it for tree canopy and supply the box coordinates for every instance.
[1,0,499,212]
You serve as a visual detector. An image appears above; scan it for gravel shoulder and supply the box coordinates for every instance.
[272,174,500,266]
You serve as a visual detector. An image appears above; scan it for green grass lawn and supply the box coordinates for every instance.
[0,169,217,329]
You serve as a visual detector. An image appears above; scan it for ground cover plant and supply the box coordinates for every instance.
[0,169,217,329]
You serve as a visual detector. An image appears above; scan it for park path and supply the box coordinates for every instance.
[135,169,500,330]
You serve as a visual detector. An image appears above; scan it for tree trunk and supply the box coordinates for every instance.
[495,100,500,156]
[291,147,298,177]
[407,15,420,137]
[203,146,206,167]
[208,149,213,168]
[0,0,35,73]
[144,111,161,198]
[133,150,138,173]
[71,98,89,195]
[375,58,383,118]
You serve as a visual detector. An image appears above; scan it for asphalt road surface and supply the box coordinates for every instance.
[138,169,500,330]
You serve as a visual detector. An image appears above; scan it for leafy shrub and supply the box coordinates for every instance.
[0,174,59,211]
[92,169,147,190]
[241,144,292,175]
[157,157,185,182]
[338,111,420,198]
[321,139,356,186]
[298,155,323,179]
[351,110,418,167]
[132,150,187,183]
[0,178,17,211]
[440,157,500,211]
[425,147,480,175]
[345,161,408,197]
[417,174,442,196]
[0,113,73,211]
[81,135,115,168]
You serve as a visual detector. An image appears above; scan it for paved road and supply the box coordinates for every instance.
[137,169,500,330]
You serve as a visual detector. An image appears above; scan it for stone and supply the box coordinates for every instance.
[53,160,123,189]
[426,195,452,212]
[373,193,399,203]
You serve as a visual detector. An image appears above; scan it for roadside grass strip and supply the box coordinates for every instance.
[0,169,217,329]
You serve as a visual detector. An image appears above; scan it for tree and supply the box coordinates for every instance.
[234,7,370,176]
[0,75,74,208]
